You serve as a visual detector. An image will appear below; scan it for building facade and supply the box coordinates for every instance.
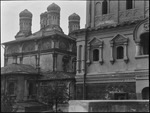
[70,0,149,100]
[1,1,149,105]
[1,3,80,103]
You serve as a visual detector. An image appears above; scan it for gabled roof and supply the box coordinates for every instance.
[88,37,103,45]
[1,63,38,75]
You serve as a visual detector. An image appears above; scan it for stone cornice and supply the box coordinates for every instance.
[75,70,149,83]
[5,48,76,57]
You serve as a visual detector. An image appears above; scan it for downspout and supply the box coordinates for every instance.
[83,27,89,100]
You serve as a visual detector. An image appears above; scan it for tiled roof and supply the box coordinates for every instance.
[39,71,75,81]
[1,63,38,75]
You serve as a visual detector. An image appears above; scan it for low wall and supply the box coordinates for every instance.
[69,100,149,112]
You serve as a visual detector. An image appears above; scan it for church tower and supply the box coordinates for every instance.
[45,3,63,32]
[68,13,80,33]
[15,9,32,39]
[40,12,47,29]
[47,3,60,26]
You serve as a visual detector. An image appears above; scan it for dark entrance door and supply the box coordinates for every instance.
[28,81,36,99]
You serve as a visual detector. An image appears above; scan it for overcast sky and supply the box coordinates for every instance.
[1,0,86,67]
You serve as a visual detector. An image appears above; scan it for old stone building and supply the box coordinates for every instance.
[1,1,149,109]
[1,3,80,106]
[69,0,149,100]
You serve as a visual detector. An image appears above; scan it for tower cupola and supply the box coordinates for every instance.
[68,13,80,33]
[40,12,47,29]
[15,9,32,39]
[47,3,60,26]
[47,3,60,12]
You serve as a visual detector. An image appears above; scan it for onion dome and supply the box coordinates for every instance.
[19,9,32,18]
[47,3,60,12]
[69,13,80,21]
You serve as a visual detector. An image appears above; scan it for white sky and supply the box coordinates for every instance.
[1,0,86,67]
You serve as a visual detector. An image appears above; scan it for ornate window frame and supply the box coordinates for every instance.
[87,37,103,65]
[110,34,129,64]
[133,18,149,58]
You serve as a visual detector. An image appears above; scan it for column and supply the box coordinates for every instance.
[37,54,40,73]
[24,80,28,100]
[35,41,38,51]
[76,45,80,74]
[4,56,8,66]
[91,1,95,27]
[124,43,129,63]
[53,53,57,71]
[51,39,55,48]
[99,45,103,64]
[81,45,85,73]
[54,53,57,71]
[110,42,114,64]
[135,42,141,57]
[86,44,91,64]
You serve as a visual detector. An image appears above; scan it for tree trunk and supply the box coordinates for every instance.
[55,100,57,113]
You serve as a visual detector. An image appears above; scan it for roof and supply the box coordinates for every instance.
[47,3,60,12]
[2,29,75,45]
[1,63,38,75]
[69,13,80,20]
[19,9,32,18]
[39,71,75,81]
[69,18,144,34]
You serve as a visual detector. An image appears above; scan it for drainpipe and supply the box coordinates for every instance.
[83,27,89,100]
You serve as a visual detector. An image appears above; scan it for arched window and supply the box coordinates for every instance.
[8,82,15,95]
[140,33,149,55]
[126,0,133,9]
[95,2,101,16]
[78,45,82,72]
[102,0,108,14]
[142,87,149,100]
[117,46,124,59]
[93,49,99,61]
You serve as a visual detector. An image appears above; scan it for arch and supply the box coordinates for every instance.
[133,18,149,43]
[140,32,149,55]
[6,44,20,54]
[59,41,68,51]
[142,87,149,100]
[93,49,99,61]
[116,46,124,59]
[39,39,51,50]
[95,2,101,16]
[102,0,108,14]
[22,41,35,52]
[8,82,15,95]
